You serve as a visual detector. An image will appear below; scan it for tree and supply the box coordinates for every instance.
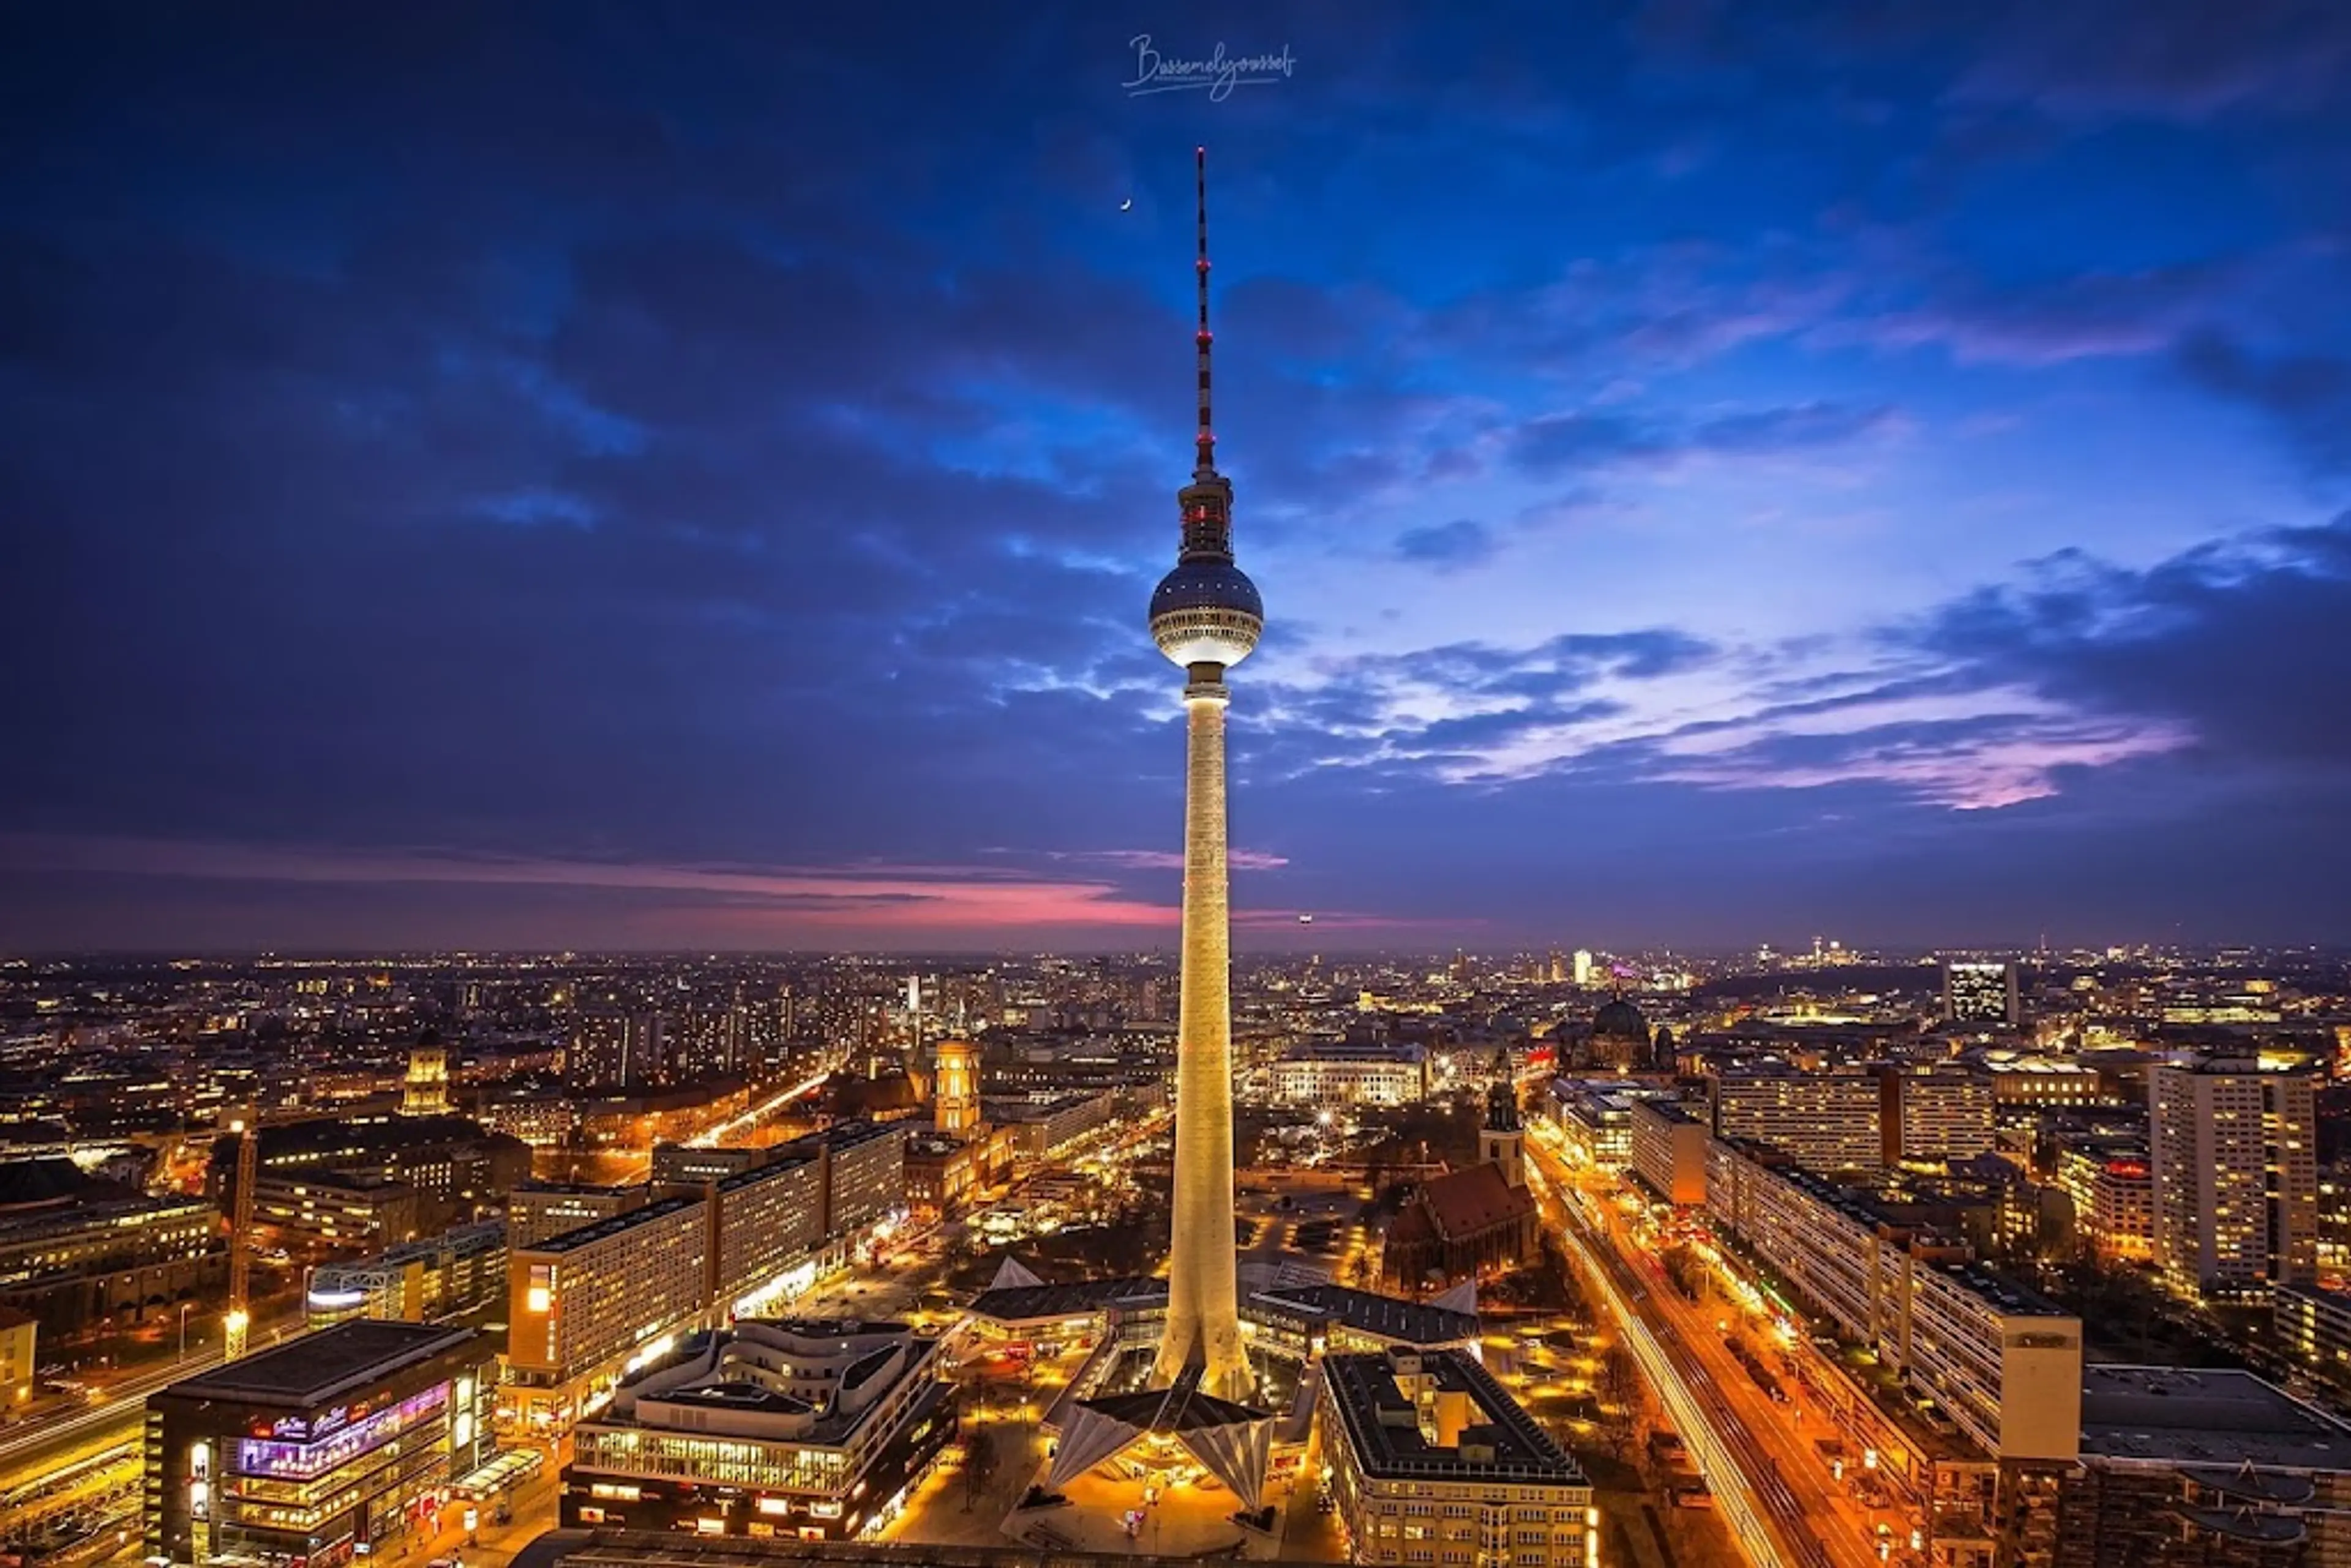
[1595,1343,1646,1461]
[962,1425,1000,1510]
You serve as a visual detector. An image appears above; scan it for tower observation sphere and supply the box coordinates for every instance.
[1150,557,1262,668]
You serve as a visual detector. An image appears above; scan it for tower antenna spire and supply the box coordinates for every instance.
[1194,144,1215,479]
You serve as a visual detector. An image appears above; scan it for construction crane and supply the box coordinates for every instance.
[223,1104,258,1361]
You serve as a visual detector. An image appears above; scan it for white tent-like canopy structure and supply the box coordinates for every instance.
[987,1255,1044,1292]
[1047,1368,1275,1510]
[1429,1278,1477,1316]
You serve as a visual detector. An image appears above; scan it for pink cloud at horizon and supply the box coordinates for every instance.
[0,833,1438,937]
[0,833,1177,927]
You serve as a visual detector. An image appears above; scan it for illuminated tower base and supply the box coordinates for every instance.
[1153,670,1249,1401]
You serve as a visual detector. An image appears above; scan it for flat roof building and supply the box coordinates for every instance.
[1319,1347,1593,1568]
[772,1120,908,1239]
[250,1169,420,1251]
[2150,1059,2317,1301]
[1712,1068,1883,1174]
[1705,1136,2081,1465]
[1944,961,2020,1029]
[1878,1069,1995,1166]
[959,1276,1478,1365]
[506,1126,915,1433]
[1268,1043,1427,1109]
[506,1180,648,1249]
[711,1154,825,1316]
[650,1143,765,1186]
[2274,1283,2351,1400]
[306,1218,506,1327]
[1629,1098,1708,1206]
[562,1318,957,1544]
[2060,1365,2351,1568]
[143,1319,499,1568]
[2053,1142,2153,1264]
[507,1196,711,1431]
[1551,1082,1640,1171]
[0,1187,224,1339]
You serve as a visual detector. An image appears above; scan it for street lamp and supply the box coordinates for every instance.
[178,1302,193,1360]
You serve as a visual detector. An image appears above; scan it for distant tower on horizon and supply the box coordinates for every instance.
[1149,147,1264,1403]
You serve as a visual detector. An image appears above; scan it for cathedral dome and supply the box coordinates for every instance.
[1591,997,1649,1041]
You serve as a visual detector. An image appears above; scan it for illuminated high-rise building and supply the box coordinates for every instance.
[1572,949,1594,986]
[2151,1059,2317,1300]
[568,1008,664,1089]
[1944,959,2021,1027]
[1148,148,1262,1403]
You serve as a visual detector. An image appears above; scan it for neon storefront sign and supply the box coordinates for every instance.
[238,1384,449,1480]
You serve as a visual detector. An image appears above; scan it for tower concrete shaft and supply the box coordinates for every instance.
[1155,675,1248,1399]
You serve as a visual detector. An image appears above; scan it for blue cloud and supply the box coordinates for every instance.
[1393,519,1498,569]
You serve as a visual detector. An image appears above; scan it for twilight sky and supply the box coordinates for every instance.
[4,1,2349,953]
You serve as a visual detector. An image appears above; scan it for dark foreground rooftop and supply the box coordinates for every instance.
[1249,1282,1479,1348]
[1322,1349,1588,1487]
[514,1530,1339,1568]
[163,1320,481,1407]
[964,1275,1166,1324]
[2079,1364,2351,1470]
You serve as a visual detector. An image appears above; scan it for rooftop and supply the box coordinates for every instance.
[1931,1262,2072,1319]
[2080,1365,2351,1471]
[0,1157,101,1209]
[241,1113,519,1158]
[1411,1162,1537,1242]
[1282,1041,1425,1063]
[715,1152,816,1193]
[1322,1348,1588,1487]
[588,1319,944,1449]
[163,1319,481,1407]
[966,1275,1166,1326]
[983,1092,1100,1122]
[1719,1140,2071,1316]
[511,1179,648,1198]
[516,1528,1340,1568]
[0,1188,214,1241]
[523,1193,701,1256]
[1247,1283,1479,1349]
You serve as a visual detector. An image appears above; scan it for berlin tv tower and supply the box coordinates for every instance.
[1148,147,1263,1401]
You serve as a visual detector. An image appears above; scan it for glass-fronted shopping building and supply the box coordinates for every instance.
[144,1320,500,1568]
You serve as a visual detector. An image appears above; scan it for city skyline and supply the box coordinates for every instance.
[6,2,2350,951]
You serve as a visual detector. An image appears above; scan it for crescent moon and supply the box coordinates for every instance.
[1119,197,1134,212]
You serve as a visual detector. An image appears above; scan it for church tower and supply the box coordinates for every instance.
[1480,1044,1525,1189]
